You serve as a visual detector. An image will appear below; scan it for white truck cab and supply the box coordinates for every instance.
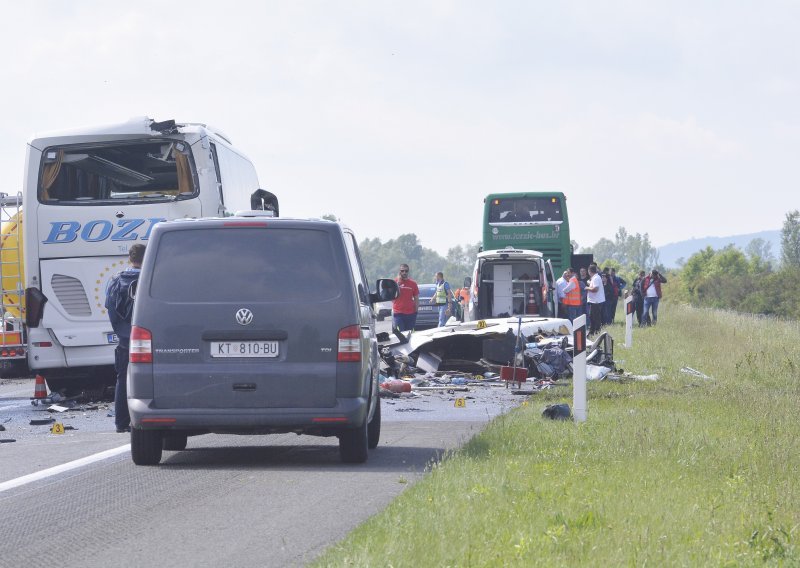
[466,247,557,321]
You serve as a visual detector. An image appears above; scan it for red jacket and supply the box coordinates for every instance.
[642,274,666,299]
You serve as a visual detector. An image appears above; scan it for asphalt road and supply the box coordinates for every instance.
[0,377,530,567]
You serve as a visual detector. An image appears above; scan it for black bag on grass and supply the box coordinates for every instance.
[542,403,571,420]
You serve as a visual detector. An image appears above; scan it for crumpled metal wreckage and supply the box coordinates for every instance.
[379,316,615,385]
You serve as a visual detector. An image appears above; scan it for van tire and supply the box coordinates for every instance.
[131,428,163,465]
[163,433,188,451]
[367,398,381,449]
[339,420,368,463]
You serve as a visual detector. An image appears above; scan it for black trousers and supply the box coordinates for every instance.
[589,302,603,335]
[114,345,130,429]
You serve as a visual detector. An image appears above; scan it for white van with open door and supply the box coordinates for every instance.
[466,248,557,321]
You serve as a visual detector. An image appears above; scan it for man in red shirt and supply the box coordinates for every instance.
[393,263,419,331]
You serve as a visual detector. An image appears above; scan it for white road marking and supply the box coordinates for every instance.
[0,402,29,411]
[0,444,130,493]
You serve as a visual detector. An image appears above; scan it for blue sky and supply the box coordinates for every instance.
[1,1,798,254]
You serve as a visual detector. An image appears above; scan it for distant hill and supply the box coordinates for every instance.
[658,230,781,268]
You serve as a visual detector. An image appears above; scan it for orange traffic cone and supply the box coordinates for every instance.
[33,375,48,399]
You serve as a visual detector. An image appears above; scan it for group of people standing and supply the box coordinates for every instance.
[556,264,668,334]
[395,261,667,336]
[556,264,627,335]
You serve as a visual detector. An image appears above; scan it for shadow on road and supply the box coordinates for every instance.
[160,442,450,474]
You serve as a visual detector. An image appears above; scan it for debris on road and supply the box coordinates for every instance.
[380,317,615,382]
[380,379,412,394]
[375,318,617,421]
[29,418,55,426]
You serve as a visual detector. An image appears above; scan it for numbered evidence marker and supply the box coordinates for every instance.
[50,422,65,434]
[476,320,487,329]
[454,397,467,408]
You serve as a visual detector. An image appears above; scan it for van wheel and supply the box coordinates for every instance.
[367,398,381,449]
[339,420,368,464]
[131,428,163,465]
[163,433,188,451]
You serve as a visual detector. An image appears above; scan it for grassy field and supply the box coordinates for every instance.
[315,303,800,566]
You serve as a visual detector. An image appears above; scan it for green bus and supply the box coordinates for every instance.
[482,192,571,274]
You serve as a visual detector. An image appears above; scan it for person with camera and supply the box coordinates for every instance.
[641,269,667,326]
[631,270,646,325]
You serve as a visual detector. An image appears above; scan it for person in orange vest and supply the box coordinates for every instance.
[555,270,571,317]
[562,268,583,323]
[453,277,471,322]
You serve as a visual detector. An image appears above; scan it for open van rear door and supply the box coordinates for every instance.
[545,259,557,317]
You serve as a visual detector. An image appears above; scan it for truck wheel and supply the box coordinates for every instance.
[162,433,188,451]
[339,419,368,464]
[367,398,381,449]
[131,428,163,465]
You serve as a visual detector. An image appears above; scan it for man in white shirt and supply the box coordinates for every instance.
[555,270,570,316]
[585,265,605,335]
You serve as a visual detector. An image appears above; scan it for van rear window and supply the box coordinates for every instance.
[149,228,343,302]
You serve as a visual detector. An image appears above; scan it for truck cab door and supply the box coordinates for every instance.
[544,259,557,317]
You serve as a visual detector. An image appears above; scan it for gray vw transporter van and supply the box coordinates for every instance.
[127,215,399,465]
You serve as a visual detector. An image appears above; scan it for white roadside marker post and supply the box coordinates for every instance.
[624,295,634,348]
[572,314,587,422]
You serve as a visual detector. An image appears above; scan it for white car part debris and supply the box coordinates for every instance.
[632,373,660,381]
[680,367,712,380]
[388,316,572,359]
[416,352,442,373]
[586,364,611,381]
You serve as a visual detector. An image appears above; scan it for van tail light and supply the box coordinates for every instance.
[337,325,361,362]
[130,326,152,363]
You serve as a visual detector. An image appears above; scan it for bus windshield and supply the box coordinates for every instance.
[488,196,564,225]
[38,140,196,205]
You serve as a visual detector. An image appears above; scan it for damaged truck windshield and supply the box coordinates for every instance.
[39,141,196,203]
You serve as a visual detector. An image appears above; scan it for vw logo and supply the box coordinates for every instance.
[235,308,254,326]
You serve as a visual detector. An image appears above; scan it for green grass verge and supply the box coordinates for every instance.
[315,304,800,566]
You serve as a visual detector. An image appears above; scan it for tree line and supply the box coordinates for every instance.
[358,234,478,287]
[581,210,800,320]
[321,214,477,286]
[333,209,800,320]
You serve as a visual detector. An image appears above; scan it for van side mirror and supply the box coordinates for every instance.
[370,278,399,304]
[463,277,472,287]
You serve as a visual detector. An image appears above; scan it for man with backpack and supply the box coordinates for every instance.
[105,244,145,433]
